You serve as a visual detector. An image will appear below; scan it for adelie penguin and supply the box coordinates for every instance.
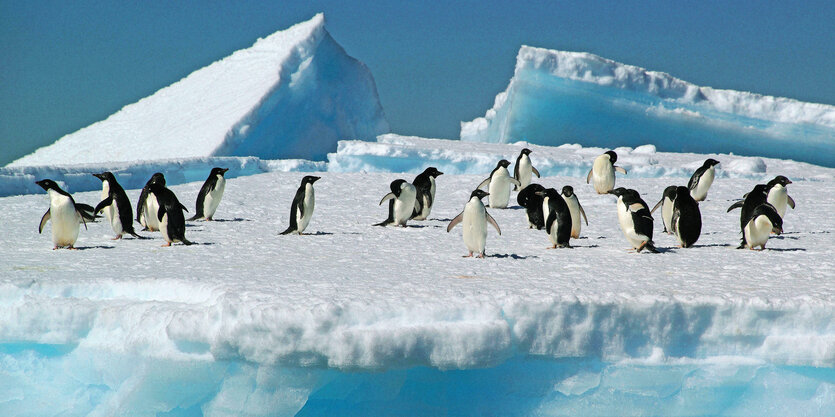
[608,187,658,253]
[478,159,520,208]
[688,158,720,202]
[136,173,166,232]
[189,167,229,221]
[670,186,701,248]
[36,179,88,249]
[375,179,417,227]
[517,183,546,229]
[92,172,143,240]
[411,167,443,221]
[148,180,192,246]
[651,186,678,234]
[728,184,781,249]
[561,186,588,239]
[587,151,627,194]
[280,176,320,235]
[447,189,501,258]
[536,188,572,248]
[765,175,795,218]
[513,148,540,191]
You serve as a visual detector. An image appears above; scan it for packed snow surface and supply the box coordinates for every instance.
[8,14,388,167]
[462,46,835,167]
[1,137,834,416]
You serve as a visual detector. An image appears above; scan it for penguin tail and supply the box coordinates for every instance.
[181,238,194,246]
[187,214,201,221]
[279,227,297,235]
[129,232,148,239]
[373,220,392,227]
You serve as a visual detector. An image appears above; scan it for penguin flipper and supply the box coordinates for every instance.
[509,178,521,188]
[615,166,628,175]
[727,201,744,212]
[586,168,593,184]
[379,192,395,206]
[578,201,589,226]
[546,210,556,235]
[532,166,540,178]
[486,211,501,236]
[671,209,680,235]
[39,209,50,233]
[787,195,796,209]
[446,211,464,232]
[650,198,664,214]
[94,196,113,214]
[157,206,167,222]
[477,177,491,190]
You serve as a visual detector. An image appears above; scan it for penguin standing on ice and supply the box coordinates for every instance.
[670,186,701,248]
[280,176,320,235]
[560,186,588,239]
[148,181,192,246]
[740,203,783,250]
[513,148,540,191]
[764,175,795,218]
[92,172,142,240]
[651,186,678,234]
[136,173,166,232]
[688,159,720,202]
[608,187,658,253]
[517,183,546,229]
[375,179,417,227]
[411,167,443,221]
[189,167,229,221]
[587,151,627,194]
[36,179,88,249]
[537,188,572,248]
[478,159,521,208]
[447,189,501,258]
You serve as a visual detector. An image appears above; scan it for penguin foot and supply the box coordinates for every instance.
[206,217,213,221]
[162,242,172,247]
[463,252,473,258]
[476,253,485,258]
[111,235,122,240]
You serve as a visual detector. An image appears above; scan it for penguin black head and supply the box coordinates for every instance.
[750,184,769,197]
[662,185,678,200]
[607,187,628,197]
[674,186,691,199]
[497,159,511,168]
[605,150,618,164]
[767,175,791,188]
[470,189,490,200]
[561,186,575,198]
[535,188,560,199]
[35,179,61,192]
[390,179,408,194]
[149,172,166,187]
[211,167,230,177]
[520,148,532,156]
[754,203,784,234]
[302,175,321,185]
[704,158,720,168]
[92,171,115,182]
[422,167,443,177]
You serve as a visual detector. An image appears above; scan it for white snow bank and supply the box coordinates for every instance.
[9,14,388,167]
[462,46,835,167]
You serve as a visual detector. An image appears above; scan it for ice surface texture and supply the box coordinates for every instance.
[461,47,835,167]
[9,14,389,167]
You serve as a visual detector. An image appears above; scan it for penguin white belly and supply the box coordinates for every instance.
[50,193,80,247]
[541,196,550,228]
[488,170,512,208]
[109,202,123,235]
[203,176,226,218]
[565,195,582,238]
[517,156,533,189]
[690,167,715,201]
[592,157,615,194]
[662,198,674,234]
[296,185,315,233]
[744,215,773,249]
[767,185,788,218]
[462,200,487,254]
[159,212,175,243]
[100,182,116,226]
[393,186,416,226]
[144,195,162,231]
[616,202,646,249]
[548,218,563,246]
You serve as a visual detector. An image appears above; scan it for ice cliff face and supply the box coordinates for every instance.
[9,14,389,167]
[461,46,835,167]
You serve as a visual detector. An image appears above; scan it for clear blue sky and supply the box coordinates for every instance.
[2,0,833,165]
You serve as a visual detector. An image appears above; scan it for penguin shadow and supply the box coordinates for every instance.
[571,244,599,249]
[496,205,525,210]
[205,218,250,223]
[486,253,535,260]
[73,245,116,250]
[691,243,735,248]
[772,235,800,240]
[765,247,806,252]
[305,231,334,236]
[430,217,455,222]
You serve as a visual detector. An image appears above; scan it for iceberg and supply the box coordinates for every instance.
[461,46,835,167]
[9,14,389,167]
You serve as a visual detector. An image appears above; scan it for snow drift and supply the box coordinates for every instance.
[461,46,835,167]
[9,14,389,167]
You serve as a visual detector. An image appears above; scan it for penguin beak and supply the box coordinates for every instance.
[437,171,444,176]
[35,180,48,190]
[221,168,229,174]
[311,176,321,183]
[92,173,105,180]
[772,226,783,235]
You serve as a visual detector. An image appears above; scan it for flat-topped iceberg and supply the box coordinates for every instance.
[461,46,835,167]
[9,14,389,167]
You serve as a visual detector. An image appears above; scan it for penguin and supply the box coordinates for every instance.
[536,188,572,248]
[765,175,795,218]
[587,151,627,194]
[447,189,501,258]
[411,167,443,220]
[670,186,701,248]
[136,173,166,232]
[513,148,540,191]
[92,172,142,240]
[608,187,658,253]
[375,179,417,227]
[727,184,770,248]
[280,175,320,235]
[740,203,783,250]
[188,167,229,221]
[561,186,588,239]
[148,181,192,246]
[688,158,720,202]
[650,186,678,234]
[35,179,88,249]
[517,183,546,229]
[478,159,521,208]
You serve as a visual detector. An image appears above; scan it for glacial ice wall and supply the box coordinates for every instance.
[461,46,835,167]
[9,14,388,167]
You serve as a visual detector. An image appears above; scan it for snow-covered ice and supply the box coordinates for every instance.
[8,14,389,167]
[461,46,835,167]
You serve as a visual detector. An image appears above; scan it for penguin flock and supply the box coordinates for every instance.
[35,149,797,254]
